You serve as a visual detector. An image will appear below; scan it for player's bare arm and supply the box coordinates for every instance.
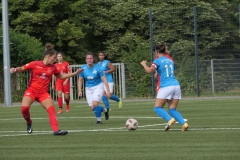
[105,62,115,74]
[141,60,155,74]
[51,75,55,90]
[57,68,84,79]
[10,66,25,73]
[77,77,83,97]
[101,76,111,98]
[63,72,70,85]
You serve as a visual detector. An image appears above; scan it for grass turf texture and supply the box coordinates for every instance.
[0,98,239,160]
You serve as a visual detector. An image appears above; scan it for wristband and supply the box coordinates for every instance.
[14,68,17,73]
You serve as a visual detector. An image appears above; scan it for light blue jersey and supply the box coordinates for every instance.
[152,56,179,88]
[79,64,105,87]
[98,60,114,82]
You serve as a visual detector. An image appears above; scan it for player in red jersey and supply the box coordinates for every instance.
[52,52,71,114]
[9,43,84,136]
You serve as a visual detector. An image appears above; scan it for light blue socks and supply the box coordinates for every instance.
[102,96,110,109]
[169,108,185,125]
[93,106,104,118]
[154,107,172,122]
[110,94,120,102]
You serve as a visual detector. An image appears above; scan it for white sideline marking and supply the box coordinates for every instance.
[1,124,240,137]
[0,117,188,121]
[0,117,238,137]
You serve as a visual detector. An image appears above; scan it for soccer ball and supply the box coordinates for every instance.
[126,118,138,131]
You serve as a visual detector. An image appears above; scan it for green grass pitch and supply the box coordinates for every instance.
[0,98,239,160]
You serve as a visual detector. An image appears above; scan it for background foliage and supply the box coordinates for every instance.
[0,0,239,102]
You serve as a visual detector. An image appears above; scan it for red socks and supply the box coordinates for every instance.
[21,106,31,124]
[47,106,59,132]
[22,106,59,132]
[59,97,70,106]
[57,97,63,108]
[65,98,70,105]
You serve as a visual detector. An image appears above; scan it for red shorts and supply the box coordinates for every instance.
[56,80,70,94]
[24,88,51,103]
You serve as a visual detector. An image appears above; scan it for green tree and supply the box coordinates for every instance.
[118,32,152,97]
[7,0,239,63]
[87,0,151,61]
[0,28,43,68]
[4,0,240,97]
[9,0,88,64]
[9,32,44,67]
[0,28,44,102]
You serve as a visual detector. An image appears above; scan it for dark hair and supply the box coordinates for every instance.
[44,43,56,56]
[86,52,94,57]
[98,51,109,60]
[86,52,96,62]
[57,51,64,57]
[154,42,169,54]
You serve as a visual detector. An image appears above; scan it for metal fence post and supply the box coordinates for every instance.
[211,59,215,93]
[120,63,126,99]
[194,6,200,97]
[149,9,155,98]
[239,4,240,28]
[2,0,12,106]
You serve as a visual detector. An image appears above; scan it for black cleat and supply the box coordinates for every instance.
[27,120,33,134]
[53,130,68,136]
[96,121,102,125]
[104,109,109,120]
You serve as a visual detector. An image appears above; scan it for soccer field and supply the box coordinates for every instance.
[0,98,239,160]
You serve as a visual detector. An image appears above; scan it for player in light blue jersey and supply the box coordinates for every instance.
[78,52,111,125]
[141,43,189,132]
[98,51,122,109]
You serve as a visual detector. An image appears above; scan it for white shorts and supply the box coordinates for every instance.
[86,83,104,106]
[157,86,181,100]
[104,82,114,93]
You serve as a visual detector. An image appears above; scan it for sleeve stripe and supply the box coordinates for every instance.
[151,63,157,69]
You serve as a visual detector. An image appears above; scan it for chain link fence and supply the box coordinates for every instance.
[1,58,239,103]
[150,4,240,96]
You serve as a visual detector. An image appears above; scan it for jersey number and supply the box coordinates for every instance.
[164,64,174,77]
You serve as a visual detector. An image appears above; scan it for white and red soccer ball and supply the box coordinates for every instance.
[126,118,138,131]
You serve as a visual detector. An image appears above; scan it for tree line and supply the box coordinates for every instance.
[0,0,238,65]
[0,0,239,100]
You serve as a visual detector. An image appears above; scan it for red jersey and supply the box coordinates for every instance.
[164,54,173,62]
[155,54,173,61]
[23,60,60,93]
[54,61,70,82]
